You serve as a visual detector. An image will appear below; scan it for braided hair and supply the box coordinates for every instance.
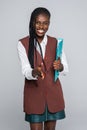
[28,7,51,68]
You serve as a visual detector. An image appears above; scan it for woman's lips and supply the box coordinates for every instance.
[37,30,45,34]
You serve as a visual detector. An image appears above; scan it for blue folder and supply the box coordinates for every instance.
[54,38,63,82]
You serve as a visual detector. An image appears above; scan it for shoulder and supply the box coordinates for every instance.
[19,35,29,47]
[19,35,29,43]
[47,35,57,45]
[47,35,57,41]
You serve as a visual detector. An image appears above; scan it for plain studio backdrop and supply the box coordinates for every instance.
[0,0,87,130]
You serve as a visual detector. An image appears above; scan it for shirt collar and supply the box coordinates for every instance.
[40,35,47,46]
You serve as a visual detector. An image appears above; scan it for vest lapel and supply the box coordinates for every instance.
[44,36,56,71]
[34,36,56,71]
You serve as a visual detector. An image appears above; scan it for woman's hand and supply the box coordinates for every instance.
[53,58,64,72]
[32,66,45,79]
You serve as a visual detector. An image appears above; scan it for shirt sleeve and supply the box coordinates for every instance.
[60,50,69,76]
[17,41,37,80]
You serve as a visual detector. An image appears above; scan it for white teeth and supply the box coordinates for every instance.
[38,30,44,33]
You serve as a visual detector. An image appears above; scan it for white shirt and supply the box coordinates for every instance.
[17,35,69,80]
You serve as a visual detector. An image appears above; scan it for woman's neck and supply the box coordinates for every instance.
[36,35,44,43]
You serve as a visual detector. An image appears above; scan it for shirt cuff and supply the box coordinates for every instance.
[23,68,37,80]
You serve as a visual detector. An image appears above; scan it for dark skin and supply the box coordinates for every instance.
[31,13,63,130]
[32,14,63,79]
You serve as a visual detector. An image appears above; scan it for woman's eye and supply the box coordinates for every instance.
[35,21,49,26]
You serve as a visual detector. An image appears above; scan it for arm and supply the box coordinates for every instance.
[53,50,69,75]
[17,41,37,80]
[53,57,64,72]
[61,50,69,75]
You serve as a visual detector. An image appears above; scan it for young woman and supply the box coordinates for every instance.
[18,7,68,130]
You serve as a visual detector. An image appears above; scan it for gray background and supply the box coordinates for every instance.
[0,0,87,130]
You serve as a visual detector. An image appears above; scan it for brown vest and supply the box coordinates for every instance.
[20,35,65,114]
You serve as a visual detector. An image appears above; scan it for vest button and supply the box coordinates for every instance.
[41,62,43,66]
[45,57,47,60]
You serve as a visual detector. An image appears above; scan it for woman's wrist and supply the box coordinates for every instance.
[32,68,41,78]
[32,69,38,78]
[59,63,64,72]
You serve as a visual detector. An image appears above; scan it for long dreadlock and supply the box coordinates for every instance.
[28,7,51,68]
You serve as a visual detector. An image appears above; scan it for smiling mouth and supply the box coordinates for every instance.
[37,30,45,34]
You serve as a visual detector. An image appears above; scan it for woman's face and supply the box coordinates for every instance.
[34,14,50,41]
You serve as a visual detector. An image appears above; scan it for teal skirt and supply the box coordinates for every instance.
[25,107,65,123]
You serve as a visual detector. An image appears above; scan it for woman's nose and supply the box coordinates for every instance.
[39,23,44,28]
[39,24,44,29]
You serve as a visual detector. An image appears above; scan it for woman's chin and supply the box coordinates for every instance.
[36,34,44,38]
